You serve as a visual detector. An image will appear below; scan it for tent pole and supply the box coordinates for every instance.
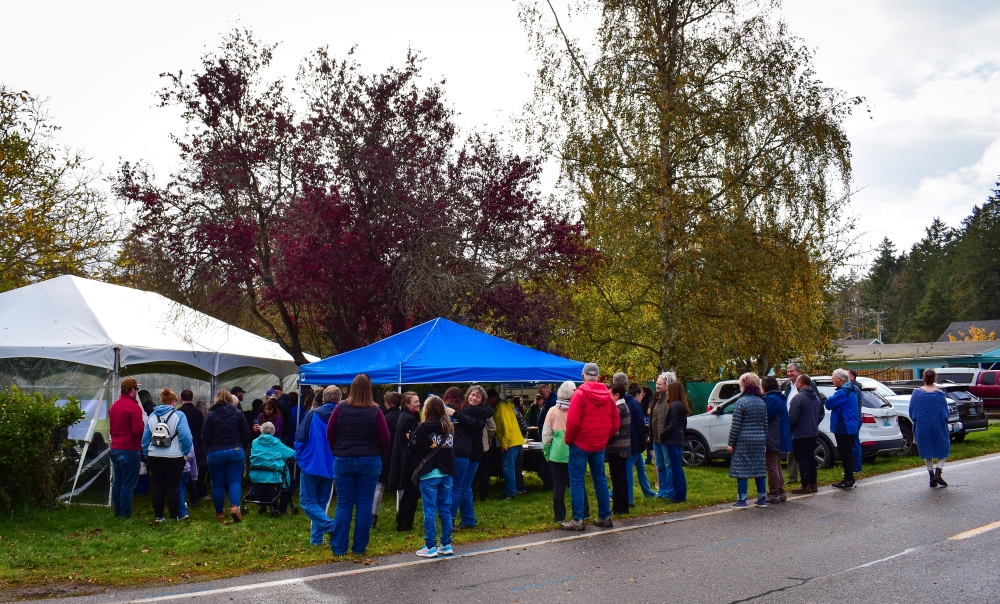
[68,368,112,505]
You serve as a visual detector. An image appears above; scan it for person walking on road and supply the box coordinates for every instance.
[909,369,951,488]
[109,377,145,518]
[410,396,457,558]
[543,381,590,523]
[202,389,251,522]
[788,374,824,494]
[562,362,619,531]
[763,376,792,504]
[826,369,860,489]
[659,382,689,503]
[295,386,339,545]
[607,383,632,515]
[326,374,391,557]
[728,373,768,508]
[649,372,677,499]
[141,388,193,522]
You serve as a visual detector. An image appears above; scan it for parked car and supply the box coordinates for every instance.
[683,377,903,468]
[885,380,987,444]
[922,367,1000,407]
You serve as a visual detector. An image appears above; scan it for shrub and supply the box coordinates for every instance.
[0,387,84,514]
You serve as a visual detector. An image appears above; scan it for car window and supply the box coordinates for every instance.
[937,372,975,384]
[982,372,997,386]
[861,391,887,409]
[861,380,898,398]
[718,384,740,400]
[721,400,737,415]
[947,391,972,400]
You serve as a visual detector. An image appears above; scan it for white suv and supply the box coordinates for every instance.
[683,378,904,468]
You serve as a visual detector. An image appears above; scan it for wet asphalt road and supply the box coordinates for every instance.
[40,454,1000,604]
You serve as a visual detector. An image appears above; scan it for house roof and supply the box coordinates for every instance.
[937,320,1000,342]
[839,340,1000,363]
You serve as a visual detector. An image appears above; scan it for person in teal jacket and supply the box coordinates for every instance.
[250,422,296,514]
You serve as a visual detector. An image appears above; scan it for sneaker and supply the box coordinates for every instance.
[416,546,438,558]
[516,490,528,495]
[560,519,585,531]
[438,544,454,556]
[230,506,243,522]
[831,481,855,489]
[501,495,515,501]
[593,516,613,528]
[731,499,748,508]
[457,523,476,530]
[779,492,787,503]
[754,496,768,507]
[178,514,190,521]
[153,517,166,523]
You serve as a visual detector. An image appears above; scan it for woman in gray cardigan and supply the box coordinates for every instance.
[727,373,768,508]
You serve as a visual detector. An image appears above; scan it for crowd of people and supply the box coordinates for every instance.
[106,360,955,557]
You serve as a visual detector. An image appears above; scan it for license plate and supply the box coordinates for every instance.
[883,419,891,427]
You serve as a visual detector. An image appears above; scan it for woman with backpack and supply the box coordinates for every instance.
[409,395,456,558]
[140,388,193,522]
[202,389,251,522]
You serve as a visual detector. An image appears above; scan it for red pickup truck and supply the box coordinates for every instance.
[927,368,1000,407]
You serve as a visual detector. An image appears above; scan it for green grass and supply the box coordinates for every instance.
[3,426,999,593]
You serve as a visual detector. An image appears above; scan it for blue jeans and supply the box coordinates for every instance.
[568,443,610,521]
[853,433,862,473]
[207,448,245,513]
[737,477,767,499]
[178,471,190,517]
[300,472,335,545]
[420,475,453,549]
[627,452,655,503]
[502,446,522,497]
[451,457,478,526]
[666,445,686,502]
[652,443,674,499]
[110,449,141,518]
[331,455,381,555]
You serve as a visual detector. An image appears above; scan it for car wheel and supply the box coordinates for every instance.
[951,433,966,443]
[815,436,834,469]
[899,424,917,456]
[862,452,878,462]
[683,433,710,467]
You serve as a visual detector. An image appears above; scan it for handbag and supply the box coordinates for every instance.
[410,445,444,487]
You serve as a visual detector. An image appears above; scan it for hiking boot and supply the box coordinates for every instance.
[560,519,585,531]
[765,494,782,504]
[779,492,787,502]
[593,516,613,528]
[934,468,948,488]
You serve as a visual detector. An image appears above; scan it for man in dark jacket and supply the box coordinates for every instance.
[534,384,558,491]
[613,373,654,503]
[177,389,206,505]
[789,374,824,493]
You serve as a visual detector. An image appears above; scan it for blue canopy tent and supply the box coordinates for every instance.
[300,318,585,385]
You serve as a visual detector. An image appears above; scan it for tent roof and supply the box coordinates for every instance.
[0,275,309,378]
[300,317,585,385]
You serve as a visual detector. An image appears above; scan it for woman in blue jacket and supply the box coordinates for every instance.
[909,369,951,488]
[825,369,860,489]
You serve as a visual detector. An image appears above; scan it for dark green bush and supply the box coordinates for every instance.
[0,387,84,514]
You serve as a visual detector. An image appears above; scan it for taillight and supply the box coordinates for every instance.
[706,404,713,412]
[861,414,876,424]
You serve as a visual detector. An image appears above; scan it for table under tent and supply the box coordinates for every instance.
[299,317,586,477]
[0,275,311,505]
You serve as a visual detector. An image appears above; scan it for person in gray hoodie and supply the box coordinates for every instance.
[788,374,824,494]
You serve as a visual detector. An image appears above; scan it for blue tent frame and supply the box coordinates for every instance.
[300,318,585,385]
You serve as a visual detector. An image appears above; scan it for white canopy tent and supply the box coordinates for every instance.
[0,275,313,504]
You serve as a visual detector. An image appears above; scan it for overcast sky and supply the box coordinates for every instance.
[3,0,998,259]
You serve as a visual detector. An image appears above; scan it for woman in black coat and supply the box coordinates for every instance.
[372,392,402,527]
[387,392,421,531]
[447,387,494,529]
